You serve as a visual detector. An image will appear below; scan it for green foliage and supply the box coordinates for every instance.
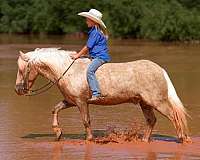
[0,0,199,41]
[177,0,200,9]
[0,0,32,33]
[139,0,200,41]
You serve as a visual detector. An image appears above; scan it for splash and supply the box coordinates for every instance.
[95,119,145,144]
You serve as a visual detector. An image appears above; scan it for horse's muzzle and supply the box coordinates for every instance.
[15,83,28,95]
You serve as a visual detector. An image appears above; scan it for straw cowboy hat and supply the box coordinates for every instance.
[78,9,107,29]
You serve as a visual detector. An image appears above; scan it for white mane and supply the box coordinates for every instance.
[24,48,76,76]
[26,48,75,63]
[25,48,90,76]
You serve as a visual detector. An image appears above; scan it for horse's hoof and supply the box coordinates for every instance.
[53,126,62,141]
[55,130,62,141]
[86,135,94,141]
[142,137,150,143]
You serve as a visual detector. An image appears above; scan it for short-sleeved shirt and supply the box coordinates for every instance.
[87,26,111,62]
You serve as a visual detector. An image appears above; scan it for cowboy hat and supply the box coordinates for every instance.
[78,9,106,29]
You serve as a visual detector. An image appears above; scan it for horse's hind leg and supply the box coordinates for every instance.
[155,101,190,143]
[140,102,157,142]
[52,100,74,141]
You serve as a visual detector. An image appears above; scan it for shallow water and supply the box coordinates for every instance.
[0,34,200,159]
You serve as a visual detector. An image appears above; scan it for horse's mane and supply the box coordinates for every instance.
[26,48,75,63]
[25,48,90,74]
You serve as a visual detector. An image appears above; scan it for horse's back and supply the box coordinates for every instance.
[97,59,164,84]
[94,60,167,105]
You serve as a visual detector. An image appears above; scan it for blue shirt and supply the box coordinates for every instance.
[87,26,111,62]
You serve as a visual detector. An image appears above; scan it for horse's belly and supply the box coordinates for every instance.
[90,95,136,105]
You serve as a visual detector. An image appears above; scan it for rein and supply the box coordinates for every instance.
[24,59,76,96]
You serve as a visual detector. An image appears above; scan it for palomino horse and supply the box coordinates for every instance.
[15,48,191,143]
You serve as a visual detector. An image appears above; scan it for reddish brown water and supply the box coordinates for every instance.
[0,34,200,159]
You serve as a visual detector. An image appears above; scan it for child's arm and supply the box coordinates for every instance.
[71,45,88,59]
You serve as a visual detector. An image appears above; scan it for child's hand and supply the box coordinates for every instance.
[70,52,79,60]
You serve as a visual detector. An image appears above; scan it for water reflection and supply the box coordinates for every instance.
[85,143,93,160]
[47,141,199,160]
[52,143,64,160]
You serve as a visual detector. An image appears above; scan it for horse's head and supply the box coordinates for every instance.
[15,51,39,95]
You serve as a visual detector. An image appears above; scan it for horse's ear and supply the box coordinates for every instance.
[19,51,29,62]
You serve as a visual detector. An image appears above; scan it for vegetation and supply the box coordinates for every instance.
[0,0,199,41]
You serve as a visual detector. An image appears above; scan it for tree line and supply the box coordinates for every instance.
[0,0,199,41]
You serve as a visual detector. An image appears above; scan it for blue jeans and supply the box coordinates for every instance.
[87,58,105,97]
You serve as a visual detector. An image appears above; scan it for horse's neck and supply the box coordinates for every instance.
[33,50,90,83]
[38,59,78,83]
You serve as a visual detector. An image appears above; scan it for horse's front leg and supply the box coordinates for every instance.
[52,100,74,141]
[77,101,93,141]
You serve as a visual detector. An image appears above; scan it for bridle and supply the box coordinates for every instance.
[22,59,76,96]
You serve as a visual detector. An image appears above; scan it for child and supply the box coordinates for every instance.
[71,9,111,103]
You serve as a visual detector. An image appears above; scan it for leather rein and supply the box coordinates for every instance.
[23,59,76,96]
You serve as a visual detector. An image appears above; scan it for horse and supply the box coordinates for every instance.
[15,48,191,143]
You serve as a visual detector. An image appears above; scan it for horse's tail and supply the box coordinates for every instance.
[162,69,189,136]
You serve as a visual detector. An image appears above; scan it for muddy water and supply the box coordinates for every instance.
[0,34,200,159]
